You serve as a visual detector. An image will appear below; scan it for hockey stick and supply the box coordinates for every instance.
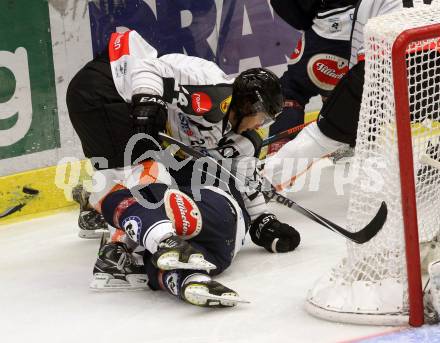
[158,132,388,244]
[262,120,316,147]
[420,154,440,170]
[0,187,39,219]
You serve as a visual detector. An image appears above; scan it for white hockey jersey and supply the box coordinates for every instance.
[350,0,438,67]
[99,30,268,222]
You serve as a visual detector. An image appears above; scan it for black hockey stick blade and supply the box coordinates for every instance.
[263,189,388,244]
[0,203,26,219]
[295,200,388,244]
[0,187,39,219]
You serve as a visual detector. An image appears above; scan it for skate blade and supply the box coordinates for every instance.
[157,254,217,271]
[90,273,148,291]
[78,229,108,239]
[185,287,250,307]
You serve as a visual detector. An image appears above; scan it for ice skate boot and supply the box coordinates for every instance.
[90,239,148,290]
[427,259,440,318]
[152,235,216,271]
[72,184,108,239]
[181,274,249,308]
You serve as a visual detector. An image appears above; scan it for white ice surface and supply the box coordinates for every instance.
[1,160,399,343]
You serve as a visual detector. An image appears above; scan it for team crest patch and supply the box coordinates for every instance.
[220,95,232,114]
[307,53,349,91]
[164,189,202,239]
[122,216,142,242]
[164,271,180,296]
[191,92,212,115]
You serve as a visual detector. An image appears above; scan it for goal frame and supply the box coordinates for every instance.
[392,22,440,327]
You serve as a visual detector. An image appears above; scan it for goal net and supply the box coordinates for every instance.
[306,5,440,326]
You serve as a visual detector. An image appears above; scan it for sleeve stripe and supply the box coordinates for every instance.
[109,31,131,62]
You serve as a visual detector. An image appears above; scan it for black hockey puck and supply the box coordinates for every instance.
[22,187,39,195]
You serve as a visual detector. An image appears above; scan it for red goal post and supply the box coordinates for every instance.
[393,22,440,327]
[306,5,440,327]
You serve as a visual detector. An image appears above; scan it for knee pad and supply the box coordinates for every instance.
[164,189,202,240]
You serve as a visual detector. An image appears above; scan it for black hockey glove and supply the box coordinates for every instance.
[249,213,300,253]
[131,94,168,140]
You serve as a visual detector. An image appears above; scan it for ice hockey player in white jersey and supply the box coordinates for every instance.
[66,30,300,307]
[264,0,438,190]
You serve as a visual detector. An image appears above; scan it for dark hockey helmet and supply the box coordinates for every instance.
[231,68,283,127]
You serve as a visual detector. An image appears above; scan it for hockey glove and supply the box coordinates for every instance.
[131,94,168,139]
[249,213,300,253]
[216,130,263,158]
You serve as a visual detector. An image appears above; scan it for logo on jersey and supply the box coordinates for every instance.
[220,95,232,114]
[109,31,131,62]
[328,18,342,33]
[164,271,180,296]
[178,112,193,136]
[290,33,305,64]
[307,54,349,91]
[122,216,142,242]
[191,92,212,115]
[164,189,202,239]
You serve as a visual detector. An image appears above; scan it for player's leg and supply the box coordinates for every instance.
[90,230,149,290]
[143,253,243,308]
[88,181,225,289]
[264,61,365,190]
[66,53,159,237]
[143,186,248,307]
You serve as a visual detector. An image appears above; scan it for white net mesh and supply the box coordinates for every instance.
[306,5,440,325]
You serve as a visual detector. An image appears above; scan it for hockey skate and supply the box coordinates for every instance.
[90,238,148,290]
[152,235,216,271]
[72,184,108,239]
[181,278,249,308]
[427,259,440,321]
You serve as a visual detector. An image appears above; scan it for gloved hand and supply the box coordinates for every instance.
[131,94,168,139]
[249,213,300,253]
[216,130,263,158]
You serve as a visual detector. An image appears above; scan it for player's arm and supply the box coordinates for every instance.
[270,0,321,30]
[211,130,301,253]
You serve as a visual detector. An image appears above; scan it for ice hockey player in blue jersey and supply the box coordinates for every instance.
[267,0,356,154]
[66,30,301,307]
